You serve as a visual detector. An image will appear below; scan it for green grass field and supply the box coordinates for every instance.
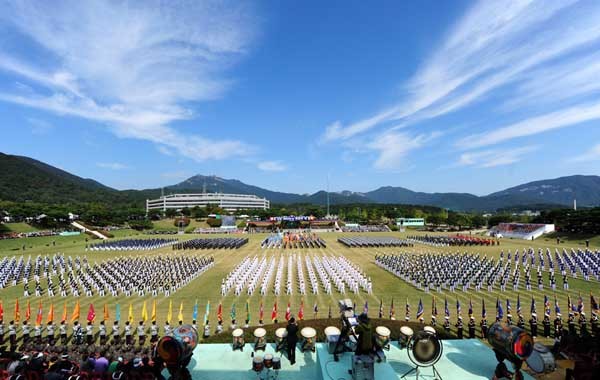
[0,230,598,344]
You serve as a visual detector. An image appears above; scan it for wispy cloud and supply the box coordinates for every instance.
[320,0,600,157]
[27,117,53,135]
[366,131,439,170]
[570,143,600,163]
[257,160,287,172]
[96,162,129,170]
[456,146,537,168]
[0,0,257,162]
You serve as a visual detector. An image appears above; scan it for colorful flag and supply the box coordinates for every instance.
[444,297,450,317]
[544,295,551,315]
[577,293,584,314]
[506,299,511,313]
[14,299,20,322]
[517,295,521,314]
[405,298,410,320]
[115,304,121,322]
[554,296,560,315]
[246,300,251,322]
[417,299,424,319]
[363,301,369,315]
[178,302,184,322]
[192,300,198,321]
[104,304,109,321]
[378,299,383,318]
[35,300,43,326]
[568,294,575,312]
[87,304,95,322]
[61,303,67,322]
[530,296,536,314]
[217,302,223,323]
[0,301,3,321]
[167,300,172,323]
[482,299,486,318]
[47,303,54,323]
[496,298,503,319]
[389,298,395,319]
[456,299,461,316]
[259,301,264,321]
[298,300,304,321]
[468,298,473,318]
[591,292,599,312]
[230,303,236,321]
[142,301,148,322]
[128,303,133,323]
[270,302,277,322]
[313,302,318,318]
[151,301,156,322]
[71,300,80,322]
[285,302,291,321]
[25,300,31,321]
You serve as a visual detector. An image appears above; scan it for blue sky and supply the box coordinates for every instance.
[1,0,599,195]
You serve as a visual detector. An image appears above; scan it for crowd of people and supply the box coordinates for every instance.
[172,238,248,250]
[261,232,326,249]
[407,234,497,246]
[338,236,413,248]
[0,253,214,298]
[340,225,390,233]
[87,239,177,251]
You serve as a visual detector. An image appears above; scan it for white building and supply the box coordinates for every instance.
[146,193,270,213]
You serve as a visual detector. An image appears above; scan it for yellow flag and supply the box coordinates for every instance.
[71,300,80,322]
[151,300,157,322]
[47,303,54,323]
[128,303,133,323]
[142,301,148,322]
[178,301,184,322]
[167,300,172,323]
[103,304,109,321]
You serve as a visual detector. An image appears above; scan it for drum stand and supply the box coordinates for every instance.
[401,364,443,380]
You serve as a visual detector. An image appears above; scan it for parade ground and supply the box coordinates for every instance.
[0,229,597,346]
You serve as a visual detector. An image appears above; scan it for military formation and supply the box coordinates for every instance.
[0,253,214,298]
[87,238,178,251]
[261,232,327,249]
[338,236,413,248]
[407,234,497,246]
[172,237,248,250]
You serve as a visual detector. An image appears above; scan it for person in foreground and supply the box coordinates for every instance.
[354,313,373,356]
[286,317,298,365]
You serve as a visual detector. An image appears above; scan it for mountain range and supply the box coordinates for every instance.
[1,152,598,211]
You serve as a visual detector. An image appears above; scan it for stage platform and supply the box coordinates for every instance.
[178,340,534,380]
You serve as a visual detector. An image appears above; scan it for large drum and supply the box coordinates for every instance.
[301,327,317,352]
[526,343,555,373]
[423,326,436,335]
[325,326,341,354]
[272,356,281,370]
[156,324,198,368]
[375,326,391,349]
[232,328,245,350]
[399,326,414,348]
[254,327,267,351]
[275,327,288,352]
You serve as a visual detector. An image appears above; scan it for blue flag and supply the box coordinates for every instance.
[497,298,504,319]
[506,299,511,313]
[517,295,521,314]
[115,304,121,322]
[482,299,486,318]
[456,299,461,315]
[530,296,536,314]
[554,297,560,315]
[417,299,424,319]
[192,301,198,321]
[444,297,450,317]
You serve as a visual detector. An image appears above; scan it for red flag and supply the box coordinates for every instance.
[285,302,291,321]
[259,302,264,321]
[47,303,54,323]
[217,302,223,323]
[25,300,31,321]
[14,299,20,322]
[0,300,3,320]
[298,300,304,321]
[271,302,277,321]
[87,304,96,322]
[35,300,43,326]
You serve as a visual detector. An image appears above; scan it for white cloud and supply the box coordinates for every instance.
[570,143,600,163]
[257,161,287,172]
[456,146,537,168]
[320,0,600,149]
[0,0,257,162]
[366,131,439,170]
[96,162,129,170]
[458,102,600,149]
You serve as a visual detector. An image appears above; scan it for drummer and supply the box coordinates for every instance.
[353,313,373,356]
[286,317,299,365]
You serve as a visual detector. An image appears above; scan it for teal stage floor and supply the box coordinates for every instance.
[180,340,534,380]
